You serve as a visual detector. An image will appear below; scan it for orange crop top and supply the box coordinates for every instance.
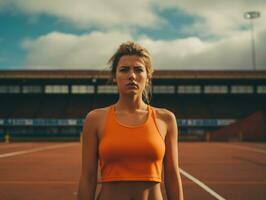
[98,105,165,183]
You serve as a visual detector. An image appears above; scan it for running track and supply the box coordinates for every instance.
[0,142,266,200]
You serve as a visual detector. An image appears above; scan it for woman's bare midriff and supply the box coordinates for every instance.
[96,181,163,200]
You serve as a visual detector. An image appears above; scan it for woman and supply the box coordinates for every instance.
[78,41,184,200]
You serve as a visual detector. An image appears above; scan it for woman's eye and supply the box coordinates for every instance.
[120,68,128,72]
[136,68,143,72]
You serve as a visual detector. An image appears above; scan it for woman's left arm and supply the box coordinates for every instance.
[163,110,184,200]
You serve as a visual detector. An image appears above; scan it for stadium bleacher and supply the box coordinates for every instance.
[0,70,265,141]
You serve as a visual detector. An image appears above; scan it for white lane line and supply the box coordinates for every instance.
[0,143,33,149]
[179,168,226,200]
[0,143,77,158]
[221,144,266,154]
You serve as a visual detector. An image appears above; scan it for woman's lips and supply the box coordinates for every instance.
[126,82,138,88]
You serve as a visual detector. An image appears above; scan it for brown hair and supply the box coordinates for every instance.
[107,41,154,104]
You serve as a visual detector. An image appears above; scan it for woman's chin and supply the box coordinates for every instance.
[123,90,139,95]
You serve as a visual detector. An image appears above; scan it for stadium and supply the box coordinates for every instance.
[1,69,266,200]
[0,69,265,142]
[1,1,266,199]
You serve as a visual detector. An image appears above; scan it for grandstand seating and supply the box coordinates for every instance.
[0,94,265,120]
[207,95,265,118]
[1,70,265,141]
[152,94,178,114]
[13,95,42,118]
[65,95,94,118]
[0,95,21,118]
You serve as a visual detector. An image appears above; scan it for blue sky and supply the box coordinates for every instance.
[0,0,265,70]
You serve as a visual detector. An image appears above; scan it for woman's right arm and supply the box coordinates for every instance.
[78,110,99,200]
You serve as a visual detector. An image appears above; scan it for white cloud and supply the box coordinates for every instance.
[156,0,266,38]
[142,29,266,70]
[22,31,133,69]
[2,0,265,38]
[22,29,266,70]
[2,0,164,29]
[3,1,265,70]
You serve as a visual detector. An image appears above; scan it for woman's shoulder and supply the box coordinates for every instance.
[82,106,112,138]
[151,106,176,122]
[84,105,112,123]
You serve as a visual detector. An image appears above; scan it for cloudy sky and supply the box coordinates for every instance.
[0,0,265,70]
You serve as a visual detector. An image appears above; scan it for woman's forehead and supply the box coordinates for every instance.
[118,55,145,67]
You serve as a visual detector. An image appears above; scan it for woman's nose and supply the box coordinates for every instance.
[128,70,136,80]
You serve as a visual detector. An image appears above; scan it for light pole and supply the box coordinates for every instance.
[244,11,260,71]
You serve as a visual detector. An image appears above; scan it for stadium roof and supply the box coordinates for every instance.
[0,70,266,80]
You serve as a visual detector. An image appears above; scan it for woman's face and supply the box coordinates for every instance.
[114,55,148,96]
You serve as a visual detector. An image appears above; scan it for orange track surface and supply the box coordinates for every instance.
[0,142,266,200]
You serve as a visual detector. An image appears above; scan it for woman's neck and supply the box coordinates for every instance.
[115,95,147,113]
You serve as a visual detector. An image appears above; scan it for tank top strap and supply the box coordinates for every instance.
[147,104,152,120]
[108,104,116,123]
[102,105,115,131]
[150,105,157,123]
[108,104,115,119]
[150,106,161,135]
